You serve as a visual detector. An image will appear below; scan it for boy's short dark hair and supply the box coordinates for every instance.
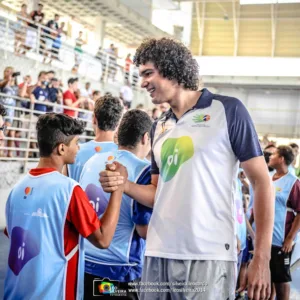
[118,109,152,149]
[277,145,295,166]
[0,104,7,117]
[36,113,84,157]
[94,95,123,131]
[134,38,199,91]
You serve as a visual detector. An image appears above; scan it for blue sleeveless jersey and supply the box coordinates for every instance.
[4,171,84,300]
[272,172,297,247]
[80,150,152,281]
[235,177,247,251]
[68,140,117,182]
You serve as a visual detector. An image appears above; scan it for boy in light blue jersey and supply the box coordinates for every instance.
[266,145,300,300]
[67,94,123,182]
[79,109,153,299]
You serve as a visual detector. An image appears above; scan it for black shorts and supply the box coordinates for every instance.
[270,245,293,283]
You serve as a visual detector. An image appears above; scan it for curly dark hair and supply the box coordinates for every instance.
[133,38,199,91]
[277,145,295,166]
[0,104,7,117]
[118,109,152,149]
[36,113,85,157]
[94,94,123,131]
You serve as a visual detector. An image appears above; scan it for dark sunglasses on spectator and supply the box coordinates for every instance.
[0,125,7,135]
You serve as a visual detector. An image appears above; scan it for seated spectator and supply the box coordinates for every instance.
[63,78,85,118]
[0,67,20,157]
[81,82,92,98]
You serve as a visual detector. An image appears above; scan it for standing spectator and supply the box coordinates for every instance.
[53,88,64,114]
[151,107,160,121]
[106,44,117,81]
[52,22,65,61]
[92,90,101,102]
[0,104,7,142]
[124,53,132,80]
[43,15,59,63]
[14,4,29,55]
[81,82,92,98]
[47,78,60,112]
[25,3,44,51]
[0,67,20,157]
[73,31,86,72]
[120,79,133,109]
[289,143,299,176]
[63,78,84,117]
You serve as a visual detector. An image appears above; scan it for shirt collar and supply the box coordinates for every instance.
[163,88,214,121]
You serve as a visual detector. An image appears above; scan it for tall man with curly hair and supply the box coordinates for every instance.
[100,38,274,300]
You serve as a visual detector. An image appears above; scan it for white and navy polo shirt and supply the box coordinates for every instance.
[146,88,262,262]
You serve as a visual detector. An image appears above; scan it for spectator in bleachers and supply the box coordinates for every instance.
[63,78,85,118]
[52,22,65,61]
[26,3,45,51]
[92,90,101,102]
[30,71,50,115]
[151,107,160,121]
[15,4,29,55]
[289,143,299,176]
[124,53,132,80]
[0,104,7,142]
[0,67,20,157]
[106,44,117,81]
[43,15,59,64]
[120,79,133,109]
[73,31,86,72]
[53,88,64,114]
[47,78,60,112]
[81,82,92,98]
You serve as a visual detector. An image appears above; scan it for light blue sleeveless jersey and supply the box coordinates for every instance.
[236,177,247,251]
[80,150,150,280]
[4,171,84,300]
[272,172,297,247]
[68,140,117,182]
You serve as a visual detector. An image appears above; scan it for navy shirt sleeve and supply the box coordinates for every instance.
[215,96,263,162]
[132,165,153,225]
[150,121,160,175]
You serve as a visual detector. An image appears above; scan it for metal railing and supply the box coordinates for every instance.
[0,92,95,171]
[0,13,140,85]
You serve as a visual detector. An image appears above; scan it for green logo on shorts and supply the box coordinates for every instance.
[160,136,194,182]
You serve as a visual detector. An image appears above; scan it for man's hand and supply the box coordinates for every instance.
[282,237,294,253]
[100,162,127,193]
[247,257,271,300]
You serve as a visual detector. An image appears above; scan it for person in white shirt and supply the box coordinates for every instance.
[80,82,92,99]
[120,79,133,109]
[99,38,274,300]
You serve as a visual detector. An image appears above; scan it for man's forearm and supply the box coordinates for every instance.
[124,181,156,208]
[253,180,274,259]
[286,214,300,241]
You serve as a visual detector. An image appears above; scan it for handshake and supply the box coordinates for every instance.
[99,162,128,193]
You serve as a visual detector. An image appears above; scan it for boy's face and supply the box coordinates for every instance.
[139,62,178,105]
[63,136,80,164]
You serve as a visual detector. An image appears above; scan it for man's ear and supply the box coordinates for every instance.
[142,132,149,145]
[57,143,65,156]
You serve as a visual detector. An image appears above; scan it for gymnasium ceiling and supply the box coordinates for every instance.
[187,0,300,57]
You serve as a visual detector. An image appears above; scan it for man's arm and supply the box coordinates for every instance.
[100,173,158,208]
[64,98,84,108]
[242,156,274,259]
[241,156,274,300]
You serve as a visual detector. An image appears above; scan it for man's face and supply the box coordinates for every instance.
[38,5,43,11]
[64,136,80,164]
[47,73,55,80]
[4,68,13,79]
[268,149,283,169]
[72,81,79,92]
[139,62,177,105]
[39,73,47,83]
[0,115,5,141]
[86,83,90,90]
[55,15,59,22]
